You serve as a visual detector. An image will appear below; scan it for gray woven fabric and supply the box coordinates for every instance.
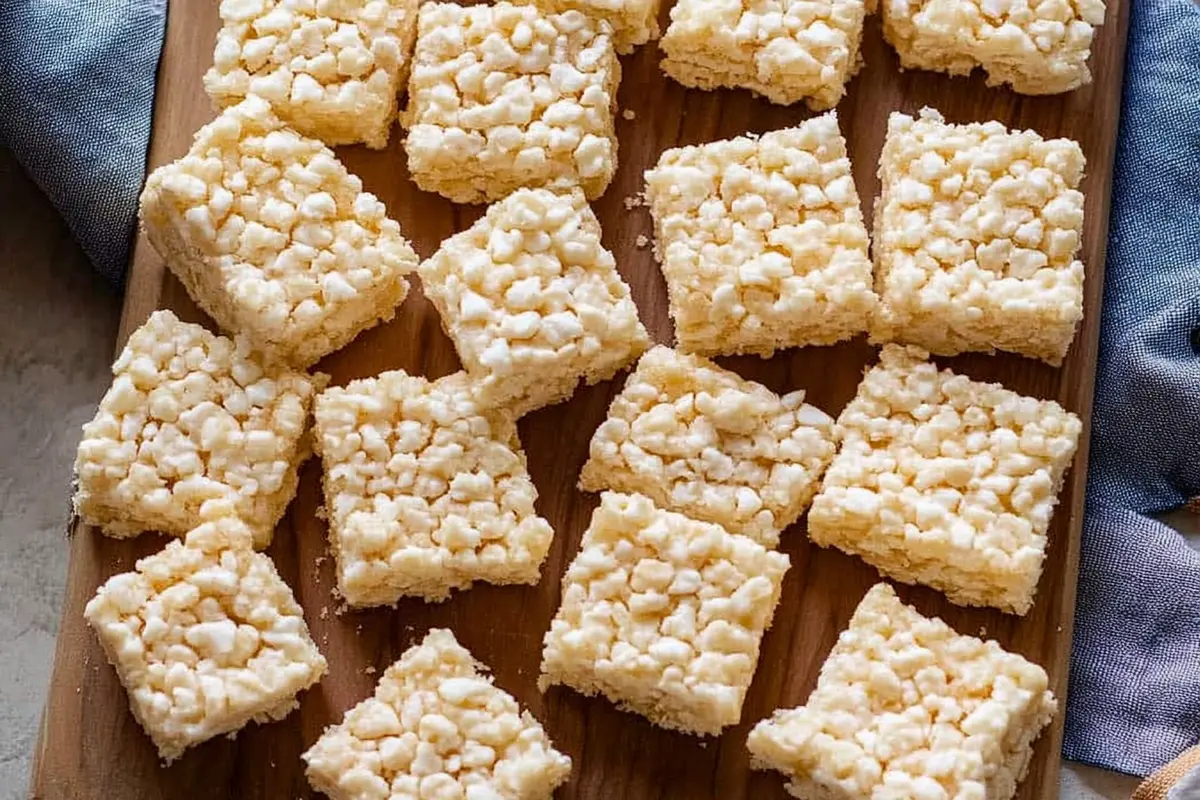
[0,0,167,285]
[1064,0,1200,777]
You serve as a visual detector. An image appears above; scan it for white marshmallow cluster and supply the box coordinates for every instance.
[808,345,1082,615]
[419,188,649,418]
[73,310,323,549]
[748,583,1057,800]
[304,629,572,800]
[403,2,621,203]
[580,346,836,547]
[84,516,327,762]
[540,492,790,735]
[645,113,876,357]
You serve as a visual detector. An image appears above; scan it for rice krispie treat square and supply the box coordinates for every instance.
[73,310,324,549]
[808,345,1082,615]
[539,492,790,735]
[140,96,420,368]
[402,1,621,204]
[204,0,421,149]
[313,369,556,606]
[527,0,662,53]
[645,113,875,357]
[84,516,328,763]
[579,346,836,547]
[419,188,650,418]
[747,583,1057,800]
[882,0,1106,95]
[660,0,869,110]
[304,628,572,799]
[870,108,1087,365]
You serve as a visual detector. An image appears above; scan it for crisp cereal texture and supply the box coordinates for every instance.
[645,113,876,357]
[579,346,837,548]
[140,96,420,369]
[402,1,621,204]
[870,108,1087,365]
[660,0,869,110]
[808,345,1082,615]
[304,629,572,799]
[84,516,327,763]
[313,369,555,606]
[204,0,421,149]
[539,492,790,735]
[747,583,1057,800]
[73,310,324,550]
[527,0,662,53]
[883,0,1106,95]
[418,188,650,418]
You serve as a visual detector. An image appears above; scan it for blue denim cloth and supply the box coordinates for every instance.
[0,0,167,285]
[1065,0,1200,777]
[3,0,1199,781]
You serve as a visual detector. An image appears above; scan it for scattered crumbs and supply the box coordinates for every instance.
[1057,625,1063,632]
[635,234,649,248]
[357,624,363,633]
[622,109,636,121]
[623,194,643,210]
[315,504,328,521]
[320,606,329,620]
[76,687,81,694]
[364,666,377,675]
[699,741,708,749]
[979,626,987,637]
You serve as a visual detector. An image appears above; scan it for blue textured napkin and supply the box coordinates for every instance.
[1065,0,1200,777]
[0,0,167,285]
[3,0,1199,781]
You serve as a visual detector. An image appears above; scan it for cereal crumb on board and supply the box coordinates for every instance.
[635,234,649,248]
[623,194,643,209]
[623,109,636,120]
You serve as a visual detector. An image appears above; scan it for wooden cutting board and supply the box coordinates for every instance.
[30,1,1129,797]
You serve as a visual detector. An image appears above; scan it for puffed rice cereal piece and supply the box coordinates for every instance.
[579,346,836,547]
[539,492,790,735]
[883,0,1106,95]
[313,369,555,606]
[525,0,662,53]
[304,628,572,799]
[84,516,327,763]
[402,1,621,203]
[204,0,420,149]
[419,188,649,418]
[870,108,1087,365]
[747,583,1057,800]
[73,310,324,549]
[808,345,1082,615]
[660,0,868,110]
[140,96,420,369]
[645,113,875,357]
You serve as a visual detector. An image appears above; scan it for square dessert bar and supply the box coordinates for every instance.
[747,583,1057,800]
[580,346,837,548]
[73,310,324,549]
[204,0,421,149]
[528,0,662,53]
[808,345,1082,615]
[539,492,790,735]
[402,1,621,204]
[645,113,876,357]
[140,96,420,368]
[871,109,1087,365]
[304,628,572,799]
[313,369,556,606]
[883,0,1106,95]
[84,516,327,763]
[419,188,649,418]
[660,0,869,110]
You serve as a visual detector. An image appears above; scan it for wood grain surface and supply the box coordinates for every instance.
[31,1,1130,797]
